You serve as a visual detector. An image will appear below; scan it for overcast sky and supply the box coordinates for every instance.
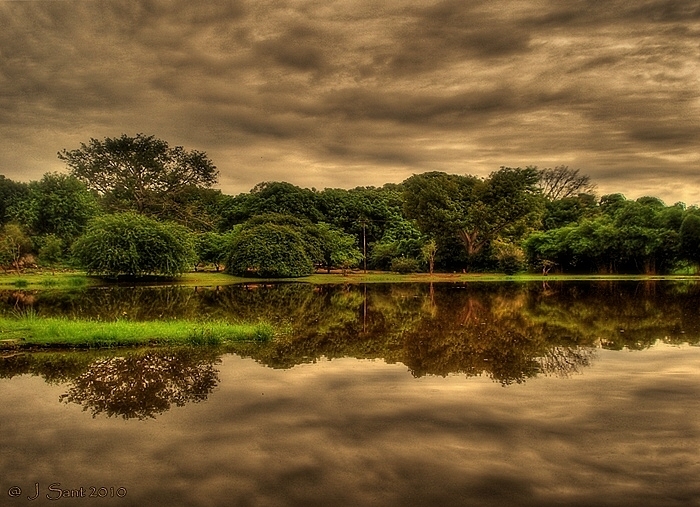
[2,0,700,203]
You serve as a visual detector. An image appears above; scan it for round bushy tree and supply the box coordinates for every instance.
[226,223,313,278]
[72,213,195,278]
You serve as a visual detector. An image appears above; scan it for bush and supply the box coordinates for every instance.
[38,235,64,268]
[72,213,195,278]
[195,231,235,271]
[493,241,525,275]
[226,223,313,278]
[0,223,33,274]
[390,257,420,273]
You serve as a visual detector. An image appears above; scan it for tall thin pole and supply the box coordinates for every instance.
[362,220,367,273]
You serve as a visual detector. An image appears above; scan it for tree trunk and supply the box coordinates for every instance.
[458,229,485,257]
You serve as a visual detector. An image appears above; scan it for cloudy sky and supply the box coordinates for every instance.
[2,0,700,203]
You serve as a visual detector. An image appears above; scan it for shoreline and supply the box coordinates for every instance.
[1,269,699,289]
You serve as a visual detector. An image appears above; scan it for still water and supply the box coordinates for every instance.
[1,282,699,506]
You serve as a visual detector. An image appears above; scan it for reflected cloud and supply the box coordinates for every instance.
[1,347,700,506]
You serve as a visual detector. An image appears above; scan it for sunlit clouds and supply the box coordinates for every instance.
[1,0,699,203]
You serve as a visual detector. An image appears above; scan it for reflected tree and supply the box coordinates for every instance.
[4,281,700,391]
[59,349,220,420]
[536,346,596,377]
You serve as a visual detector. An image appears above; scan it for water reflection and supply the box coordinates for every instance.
[0,349,221,419]
[58,349,221,420]
[2,281,700,506]
[1,281,700,416]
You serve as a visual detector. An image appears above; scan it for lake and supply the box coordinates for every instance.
[1,281,699,506]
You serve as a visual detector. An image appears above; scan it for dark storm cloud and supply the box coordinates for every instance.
[386,0,533,74]
[528,0,700,28]
[253,21,332,73]
[1,0,699,202]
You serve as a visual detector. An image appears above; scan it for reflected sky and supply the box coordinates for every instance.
[2,344,699,507]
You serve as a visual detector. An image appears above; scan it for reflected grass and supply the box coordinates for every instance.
[3,270,699,289]
[0,272,93,289]
[0,313,274,349]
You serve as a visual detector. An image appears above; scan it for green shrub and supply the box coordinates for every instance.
[38,234,64,268]
[195,231,235,271]
[226,223,313,278]
[390,257,420,273]
[493,241,526,275]
[72,213,195,278]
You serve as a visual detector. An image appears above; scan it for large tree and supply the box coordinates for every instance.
[58,134,218,217]
[6,173,99,244]
[402,168,540,262]
[0,176,28,226]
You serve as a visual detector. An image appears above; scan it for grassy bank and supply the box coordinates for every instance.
[0,271,94,289]
[2,269,699,290]
[0,314,274,349]
[184,271,700,285]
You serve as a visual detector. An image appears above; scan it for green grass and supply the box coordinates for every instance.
[277,272,700,284]
[3,269,698,290]
[134,270,700,286]
[0,271,93,289]
[0,313,275,349]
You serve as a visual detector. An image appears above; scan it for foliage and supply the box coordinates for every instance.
[7,157,700,277]
[0,175,29,226]
[369,217,424,270]
[680,212,700,268]
[525,197,683,274]
[227,214,361,275]
[219,181,323,228]
[195,231,235,271]
[541,193,598,230]
[390,257,421,273]
[166,186,225,231]
[226,223,314,278]
[58,133,218,217]
[402,167,541,268]
[421,239,438,274]
[316,185,406,262]
[493,241,525,275]
[312,222,363,273]
[0,224,33,274]
[38,234,64,268]
[72,213,195,278]
[6,173,100,246]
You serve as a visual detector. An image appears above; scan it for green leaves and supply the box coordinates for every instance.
[403,168,540,265]
[6,173,99,245]
[525,197,685,274]
[227,223,314,278]
[72,213,195,278]
[58,133,218,218]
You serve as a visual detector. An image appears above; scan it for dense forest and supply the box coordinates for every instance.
[2,133,700,278]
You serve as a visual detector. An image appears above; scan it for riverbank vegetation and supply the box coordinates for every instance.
[3,134,700,279]
[3,270,697,291]
[0,312,274,349]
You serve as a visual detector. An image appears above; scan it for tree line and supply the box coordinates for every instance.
[1,133,699,278]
